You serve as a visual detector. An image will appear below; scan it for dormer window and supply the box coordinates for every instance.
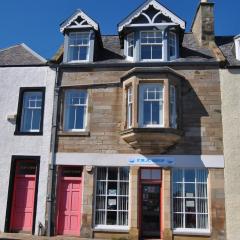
[169,32,177,59]
[68,32,90,62]
[140,31,163,61]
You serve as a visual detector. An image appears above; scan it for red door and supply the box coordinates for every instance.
[10,161,37,233]
[57,167,82,236]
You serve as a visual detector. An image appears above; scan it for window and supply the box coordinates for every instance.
[235,38,240,61]
[64,89,88,131]
[170,85,177,128]
[169,32,176,58]
[140,31,163,60]
[68,32,90,62]
[127,86,133,128]
[127,33,134,59]
[172,169,209,232]
[95,167,129,228]
[139,83,164,127]
[16,88,45,134]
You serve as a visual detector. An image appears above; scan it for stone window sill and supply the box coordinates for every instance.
[93,227,129,233]
[58,130,90,137]
[173,229,211,236]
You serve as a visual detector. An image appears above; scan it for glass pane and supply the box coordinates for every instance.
[141,169,151,179]
[96,196,106,210]
[141,45,151,59]
[197,199,208,213]
[66,106,75,130]
[68,46,79,61]
[170,46,175,57]
[173,213,184,228]
[21,109,32,132]
[97,167,107,180]
[196,169,208,183]
[173,169,183,182]
[151,169,161,180]
[152,45,162,59]
[118,211,128,226]
[107,197,117,210]
[185,183,195,197]
[185,199,196,212]
[197,183,208,198]
[96,181,106,195]
[173,183,183,197]
[152,101,160,125]
[120,167,129,181]
[118,196,128,211]
[108,182,117,196]
[95,211,105,225]
[79,46,88,60]
[185,169,195,182]
[186,214,196,228]
[107,211,117,225]
[75,106,85,129]
[119,182,129,196]
[32,109,41,130]
[143,101,151,125]
[108,168,118,180]
[173,198,184,213]
[197,214,208,229]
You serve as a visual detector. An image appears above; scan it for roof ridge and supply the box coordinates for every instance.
[20,43,46,63]
[0,44,22,53]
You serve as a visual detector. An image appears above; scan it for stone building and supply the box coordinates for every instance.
[217,35,240,240]
[49,0,226,239]
[0,44,56,234]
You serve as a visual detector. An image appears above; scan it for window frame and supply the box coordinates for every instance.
[139,83,164,128]
[15,87,45,136]
[140,30,164,62]
[126,33,134,61]
[67,31,91,63]
[235,38,240,61]
[170,85,177,128]
[169,32,177,60]
[94,167,130,230]
[63,89,88,132]
[127,86,133,128]
[172,168,210,234]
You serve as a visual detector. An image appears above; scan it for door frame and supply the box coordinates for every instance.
[5,156,40,234]
[138,167,163,239]
[55,166,83,236]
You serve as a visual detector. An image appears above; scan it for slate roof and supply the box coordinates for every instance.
[0,43,46,66]
[215,36,240,67]
[53,33,216,64]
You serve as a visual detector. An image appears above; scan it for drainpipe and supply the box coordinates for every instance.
[46,65,60,236]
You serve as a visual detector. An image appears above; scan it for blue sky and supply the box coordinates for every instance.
[0,0,239,59]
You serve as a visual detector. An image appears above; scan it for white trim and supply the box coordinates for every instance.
[21,43,46,62]
[55,154,224,168]
[60,10,99,33]
[234,36,240,61]
[169,32,177,60]
[127,23,177,28]
[118,0,185,32]
[173,229,211,236]
[126,33,134,61]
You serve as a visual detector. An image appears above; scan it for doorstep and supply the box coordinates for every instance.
[0,232,105,240]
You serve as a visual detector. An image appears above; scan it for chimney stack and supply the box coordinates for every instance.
[191,0,215,46]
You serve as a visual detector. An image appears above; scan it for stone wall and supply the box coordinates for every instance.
[57,66,223,156]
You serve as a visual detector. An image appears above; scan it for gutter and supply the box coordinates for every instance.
[46,65,60,236]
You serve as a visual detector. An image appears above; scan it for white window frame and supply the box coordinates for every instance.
[139,83,164,128]
[126,33,134,61]
[170,85,177,128]
[235,37,240,61]
[64,89,88,132]
[172,168,210,235]
[20,91,43,133]
[127,86,133,128]
[169,32,177,60]
[67,32,91,63]
[140,31,164,61]
[94,167,130,231]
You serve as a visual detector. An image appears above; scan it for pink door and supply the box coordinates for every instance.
[10,161,37,233]
[57,171,82,236]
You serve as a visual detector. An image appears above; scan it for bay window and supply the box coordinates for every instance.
[68,32,90,62]
[139,83,164,127]
[172,169,209,232]
[64,89,88,131]
[95,167,129,228]
[140,31,163,60]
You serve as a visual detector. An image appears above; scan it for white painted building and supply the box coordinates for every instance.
[0,44,55,234]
